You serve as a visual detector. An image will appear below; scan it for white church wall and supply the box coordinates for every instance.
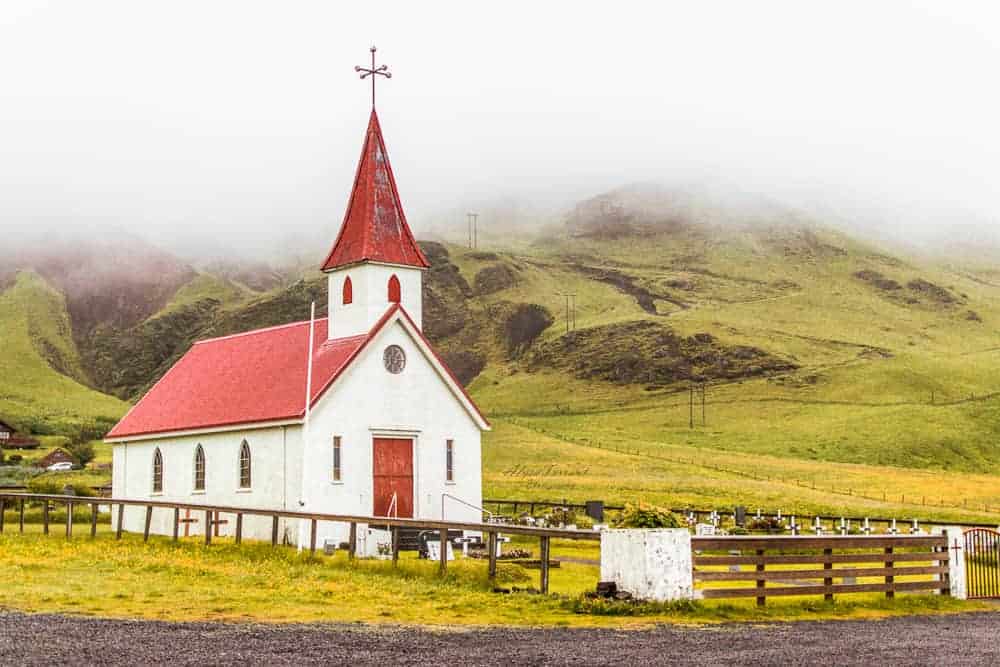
[327,264,423,339]
[303,318,483,547]
[114,425,304,542]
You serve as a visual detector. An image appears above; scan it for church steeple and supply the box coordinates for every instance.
[321,109,429,271]
[324,49,427,340]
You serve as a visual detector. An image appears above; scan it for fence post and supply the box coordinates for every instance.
[115,503,124,539]
[204,510,212,546]
[439,527,448,575]
[756,548,766,607]
[823,547,833,601]
[348,522,357,560]
[143,505,153,542]
[0,498,5,534]
[942,526,967,599]
[391,526,400,566]
[309,519,317,555]
[235,513,243,545]
[66,501,73,539]
[42,500,50,535]
[271,515,279,547]
[488,531,498,581]
[173,507,180,541]
[90,503,98,538]
[19,499,25,534]
[884,546,894,598]
[540,536,551,594]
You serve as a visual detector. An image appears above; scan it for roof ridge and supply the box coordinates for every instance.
[193,317,330,345]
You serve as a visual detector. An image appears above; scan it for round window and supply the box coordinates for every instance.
[383,345,406,374]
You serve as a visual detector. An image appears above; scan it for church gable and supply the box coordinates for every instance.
[314,307,490,431]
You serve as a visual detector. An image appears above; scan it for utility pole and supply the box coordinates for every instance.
[689,385,694,429]
[466,212,479,249]
[702,383,707,426]
[556,293,576,334]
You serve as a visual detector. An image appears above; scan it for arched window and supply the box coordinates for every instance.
[193,444,206,492]
[152,448,163,493]
[342,276,353,305]
[238,440,252,489]
[388,274,401,303]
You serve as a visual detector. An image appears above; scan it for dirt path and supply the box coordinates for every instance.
[1,610,998,666]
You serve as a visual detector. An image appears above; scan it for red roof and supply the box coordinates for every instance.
[106,319,366,439]
[106,306,487,440]
[321,109,429,271]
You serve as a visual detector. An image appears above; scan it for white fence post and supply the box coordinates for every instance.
[600,529,694,602]
[942,526,967,600]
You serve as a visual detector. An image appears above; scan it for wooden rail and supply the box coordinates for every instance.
[691,534,949,606]
[0,493,601,594]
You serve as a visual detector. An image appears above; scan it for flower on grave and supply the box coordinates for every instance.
[376,542,392,556]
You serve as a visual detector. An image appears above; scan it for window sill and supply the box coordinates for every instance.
[150,492,163,497]
[331,481,345,486]
[191,490,206,495]
[235,488,252,494]
[445,481,457,486]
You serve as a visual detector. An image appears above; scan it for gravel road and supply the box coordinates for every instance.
[1,610,998,666]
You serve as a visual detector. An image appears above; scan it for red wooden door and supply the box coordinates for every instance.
[373,438,413,518]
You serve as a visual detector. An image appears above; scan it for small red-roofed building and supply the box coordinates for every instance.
[107,105,488,548]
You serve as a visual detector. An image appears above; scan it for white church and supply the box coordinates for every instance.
[106,104,490,547]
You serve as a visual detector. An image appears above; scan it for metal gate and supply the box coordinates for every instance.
[965,528,1000,599]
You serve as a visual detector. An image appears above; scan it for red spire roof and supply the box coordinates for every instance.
[321,109,429,271]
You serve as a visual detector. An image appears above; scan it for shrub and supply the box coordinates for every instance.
[747,516,785,533]
[8,454,23,464]
[26,478,96,497]
[545,506,577,527]
[614,502,682,529]
[68,441,96,467]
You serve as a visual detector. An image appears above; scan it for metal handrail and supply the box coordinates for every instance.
[386,492,398,520]
[441,493,494,523]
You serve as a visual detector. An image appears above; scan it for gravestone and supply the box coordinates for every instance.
[735,506,746,527]
[586,500,605,522]
[426,540,455,562]
[695,523,716,536]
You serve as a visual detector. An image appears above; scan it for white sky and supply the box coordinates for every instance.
[1,1,999,259]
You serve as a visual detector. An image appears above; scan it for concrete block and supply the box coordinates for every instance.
[600,529,694,602]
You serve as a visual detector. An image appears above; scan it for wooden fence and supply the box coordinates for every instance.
[692,534,950,606]
[0,493,600,594]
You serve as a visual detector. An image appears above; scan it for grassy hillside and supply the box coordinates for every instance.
[0,271,128,436]
[441,187,1000,519]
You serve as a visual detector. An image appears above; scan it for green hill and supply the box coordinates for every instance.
[0,271,128,437]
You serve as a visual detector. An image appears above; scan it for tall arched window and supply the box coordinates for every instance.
[342,276,353,305]
[388,274,401,303]
[193,444,206,492]
[152,448,163,493]
[238,440,252,489]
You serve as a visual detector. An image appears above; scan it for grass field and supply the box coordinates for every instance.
[0,529,983,627]
[457,224,1000,525]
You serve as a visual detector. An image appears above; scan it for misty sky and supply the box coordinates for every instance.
[2,1,999,259]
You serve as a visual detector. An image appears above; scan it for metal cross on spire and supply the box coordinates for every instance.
[355,45,391,107]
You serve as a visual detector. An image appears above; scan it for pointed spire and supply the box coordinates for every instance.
[321,109,429,271]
